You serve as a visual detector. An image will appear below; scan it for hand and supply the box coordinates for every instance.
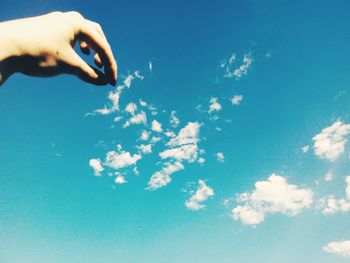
[0,11,117,86]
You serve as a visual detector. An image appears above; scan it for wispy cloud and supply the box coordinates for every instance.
[185,180,214,211]
[146,161,184,190]
[222,53,253,79]
[231,95,243,106]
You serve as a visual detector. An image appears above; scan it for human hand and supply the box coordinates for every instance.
[0,11,117,86]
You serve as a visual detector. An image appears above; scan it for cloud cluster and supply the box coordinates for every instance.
[313,120,350,161]
[318,176,350,215]
[185,180,214,211]
[222,53,253,79]
[232,174,313,225]
[147,122,201,190]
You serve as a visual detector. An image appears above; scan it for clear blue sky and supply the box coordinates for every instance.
[1,1,350,262]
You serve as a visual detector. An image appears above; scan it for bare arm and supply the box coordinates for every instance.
[0,11,117,86]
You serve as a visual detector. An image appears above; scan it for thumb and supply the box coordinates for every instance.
[64,48,108,86]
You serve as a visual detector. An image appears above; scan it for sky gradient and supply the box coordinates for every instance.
[1,1,350,262]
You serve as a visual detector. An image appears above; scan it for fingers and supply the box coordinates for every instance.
[77,21,117,86]
[79,41,90,55]
[64,48,108,86]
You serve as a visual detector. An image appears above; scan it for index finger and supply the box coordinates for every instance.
[77,21,117,85]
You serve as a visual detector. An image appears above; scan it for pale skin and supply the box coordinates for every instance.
[0,11,117,86]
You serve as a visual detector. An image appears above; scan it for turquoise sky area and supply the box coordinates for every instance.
[2,1,350,262]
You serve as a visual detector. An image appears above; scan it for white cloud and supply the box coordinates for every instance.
[165,131,176,137]
[140,130,150,141]
[198,157,205,164]
[104,146,141,170]
[94,86,123,115]
[170,111,180,127]
[216,152,225,163]
[89,158,104,176]
[139,99,148,107]
[208,97,222,114]
[146,161,184,190]
[115,175,127,184]
[167,122,200,147]
[313,120,350,161]
[232,174,313,225]
[302,145,310,153]
[160,144,198,163]
[125,102,137,115]
[185,180,214,211]
[137,144,152,154]
[319,176,350,215]
[224,53,253,79]
[231,95,243,106]
[151,120,163,132]
[324,241,350,257]
[123,111,147,128]
[134,71,144,80]
[324,170,333,182]
[124,74,134,88]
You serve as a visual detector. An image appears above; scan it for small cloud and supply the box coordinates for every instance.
[123,111,147,128]
[231,95,243,106]
[151,120,163,132]
[104,145,141,170]
[115,174,127,184]
[208,97,222,114]
[324,170,333,182]
[146,161,184,190]
[140,130,150,141]
[223,53,253,79]
[89,158,104,176]
[313,120,350,162]
[324,240,350,257]
[137,144,152,154]
[170,111,180,128]
[185,180,215,211]
[301,145,310,153]
[216,152,225,163]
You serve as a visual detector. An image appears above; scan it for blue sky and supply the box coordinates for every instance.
[2,0,350,262]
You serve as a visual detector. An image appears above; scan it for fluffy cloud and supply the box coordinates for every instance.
[140,130,150,141]
[208,97,222,114]
[137,144,152,154]
[301,145,310,153]
[115,174,127,184]
[324,241,350,257]
[319,176,350,215]
[313,121,350,161]
[232,174,313,225]
[89,158,104,176]
[104,145,141,170]
[185,180,214,211]
[216,152,225,163]
[125,102,137,115]
[146,161,184,190]
[231,95,243,106]
[123,111,147,128]
[151,120,163,132]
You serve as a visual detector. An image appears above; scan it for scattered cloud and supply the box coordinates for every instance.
[324,240,350,257]
[231,95,243,106]
[115,174,127,184]
[170,111,180,127]
[185,180,215,211]
[223,53,253,79]
[208,97,222,114]
[104,145,141,170]
[140,130,150,141]
[318,176,350,215]
[137,144,152,154]
[313,120,350,162]
[302,145,310,153]
[151,120,163,132]
[216,152,225,163]
[146,161,184,190]
[232,174,313,225]
[89,158,104,176]
[94,86,123,115]
[123,111,147,128]
[324,170,333,182]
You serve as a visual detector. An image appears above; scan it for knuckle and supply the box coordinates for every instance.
[66,11,84,21]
